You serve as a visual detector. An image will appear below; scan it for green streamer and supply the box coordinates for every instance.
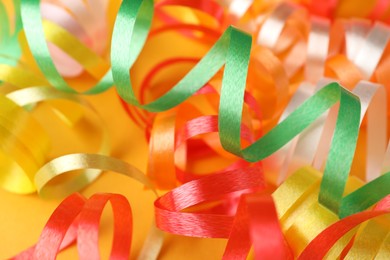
[19,0,390,217]
[340,172,390,218]
[20,0,113,94]
[112,0,240,112]
[111,0,388,216]
[0,0,22,65]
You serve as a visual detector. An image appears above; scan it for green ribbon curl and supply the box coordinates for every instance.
[19,0,390,218]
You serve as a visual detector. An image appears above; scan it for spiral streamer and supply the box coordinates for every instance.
[1,0,390,259]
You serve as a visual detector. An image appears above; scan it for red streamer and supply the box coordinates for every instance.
[298,196,390,259]
[13,193,133,260]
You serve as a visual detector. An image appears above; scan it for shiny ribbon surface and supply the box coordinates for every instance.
[1,0,390,259]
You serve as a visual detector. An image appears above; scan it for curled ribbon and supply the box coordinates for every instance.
[0,0,22,65]
[13,193,134,259]
[13,154,164,260]
[2,0,390,258]
[0,86,108,195]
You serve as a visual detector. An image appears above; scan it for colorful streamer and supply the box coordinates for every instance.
[1,0,390,259]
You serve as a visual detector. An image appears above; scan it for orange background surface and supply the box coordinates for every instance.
[1,0,387,258]
[0,87,228,259]
[0,17,229,257]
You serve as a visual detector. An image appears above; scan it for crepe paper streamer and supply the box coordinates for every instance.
[14,154,165,260]
[223,193,293,259]
[155,164,264,238]
[0,86,109,195]
[0,0,22,65]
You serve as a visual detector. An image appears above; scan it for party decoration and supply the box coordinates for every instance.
[1,0,390,259]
